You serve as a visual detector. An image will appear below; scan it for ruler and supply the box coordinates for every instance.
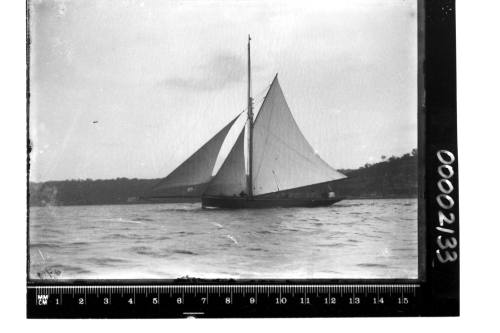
[28,284,421,318]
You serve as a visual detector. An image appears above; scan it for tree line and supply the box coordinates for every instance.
[29,149,417,206]
[335,149,418,199]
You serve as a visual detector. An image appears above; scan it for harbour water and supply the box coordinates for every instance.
[29,199,418,280]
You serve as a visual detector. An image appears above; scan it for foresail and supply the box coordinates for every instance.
[149,114,241,198]
[203,128,247,197]
[252,76,346,195]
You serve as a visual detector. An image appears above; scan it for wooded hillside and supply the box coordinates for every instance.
[29,150,418,206]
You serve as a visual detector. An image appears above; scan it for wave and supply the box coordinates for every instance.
[97,218,143,224]
[89,257,128,266]
[316,243,347,248]
[102,233,130,240]
[173,250,198,256]
[393,247,414,252]
[52,265,93,275]
[116,218,143,224]
[67,241,90,246]
[101,233,154,241]
[226,235,238,244]
[154,207,201,213]
[357,263,388,268]
[31,242,62,249]
[131,216,155,222]
[256,230,276,235]
[37,228,66,235]
[130,246,158,256]
[248,247,266,252]
[175,231,197,237]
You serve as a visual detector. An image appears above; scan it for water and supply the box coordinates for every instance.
[29,199,418,280]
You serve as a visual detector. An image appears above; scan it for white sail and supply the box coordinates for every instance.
[252,76,346,195]
[204,128,247,197]
[150,114,240,197]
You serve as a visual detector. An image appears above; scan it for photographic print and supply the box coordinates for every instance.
[28,0,419,282]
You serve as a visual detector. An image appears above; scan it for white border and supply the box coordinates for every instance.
[2,0,500,329]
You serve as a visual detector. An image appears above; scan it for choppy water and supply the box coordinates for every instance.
[29,199,418,280]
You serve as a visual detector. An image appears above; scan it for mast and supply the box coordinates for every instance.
[247,35,254,198]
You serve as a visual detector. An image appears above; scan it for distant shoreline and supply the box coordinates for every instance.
[29,151,418,208]
[28,196,417,208]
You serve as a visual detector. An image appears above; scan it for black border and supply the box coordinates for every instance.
[26,0,458,317]
[421,0,459,316]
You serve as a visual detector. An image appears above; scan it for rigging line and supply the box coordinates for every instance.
[238,85,269,114]
[250,83,273,120]
[271,170,280,191]
[253,129,327,181]
[254,83,271,100]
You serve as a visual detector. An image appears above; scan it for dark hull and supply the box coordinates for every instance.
[201,195,344,209]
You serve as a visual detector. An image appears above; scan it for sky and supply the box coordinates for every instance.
[29,0,418,182]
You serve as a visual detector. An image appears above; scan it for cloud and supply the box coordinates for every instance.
[159,52,245,91]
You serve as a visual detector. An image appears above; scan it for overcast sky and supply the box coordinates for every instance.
[29,0,418,182]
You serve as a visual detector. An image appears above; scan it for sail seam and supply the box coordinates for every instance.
[253,129,328,182]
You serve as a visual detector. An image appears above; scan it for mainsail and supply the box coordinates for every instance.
[251,76,346,195]
[203,128,247,197]
[150,114,241,198]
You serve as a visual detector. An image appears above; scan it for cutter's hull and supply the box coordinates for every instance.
[201,195,343,209]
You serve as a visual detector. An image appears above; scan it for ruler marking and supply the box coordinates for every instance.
[28,283,420,312]
[28,284,420,289]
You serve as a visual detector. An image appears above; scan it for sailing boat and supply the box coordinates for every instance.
[149,37,347,208]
